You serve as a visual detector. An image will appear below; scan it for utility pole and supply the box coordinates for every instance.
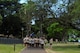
[21,27,24,39]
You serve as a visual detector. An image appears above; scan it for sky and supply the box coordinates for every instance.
[19,0,27,4]
[51,0,68,17]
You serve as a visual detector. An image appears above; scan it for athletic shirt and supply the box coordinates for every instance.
[23,37,27,43]
[34,38,39,43]
[26,37,29,43]
[50,39,53,44]
[29,38,32,44]
[39,38,44,44]
[44,39,48,43]
[31,38,34,44]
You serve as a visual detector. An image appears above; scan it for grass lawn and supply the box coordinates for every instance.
[0,44,24,53]
[52,43,80,53]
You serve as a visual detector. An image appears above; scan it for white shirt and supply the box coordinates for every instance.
[23,37,27,43]
[34,38,39,43]
[39,39,44,44]
[44,39,48,43]
[29,38,32,44]
[50,39,53,43]
[31,38,34,44]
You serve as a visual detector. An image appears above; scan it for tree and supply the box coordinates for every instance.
[0,14,3,34]
[19,0,36,35]
[0,0,22,38]
[1,14,23,38]
[70,0,80,30]
[47,22,64,40]
[0,0,21,17]
[0,14,3,25]
[32,0,57,36]
[67,29,80,42]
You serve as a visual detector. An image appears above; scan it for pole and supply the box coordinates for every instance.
[21,27,24,39]
[13,37,16,52]
[14,43,15,52]
[22,30,23,39]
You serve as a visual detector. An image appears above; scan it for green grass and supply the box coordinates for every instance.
[0,44,24,53]
[52,43,80,53]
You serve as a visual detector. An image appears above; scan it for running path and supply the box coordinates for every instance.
[21,47,47,53]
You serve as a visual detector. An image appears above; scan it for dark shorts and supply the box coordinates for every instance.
[26,42,29,44]
[24,42,29,45]
[50,43,52,45]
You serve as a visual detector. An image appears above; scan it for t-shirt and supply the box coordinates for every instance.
[44,39,48,43]
[26,37,29,43]
[39,39,44,44]
[29,38,32,44]
[31,38,34,44]
[50,39,53,43]
[23,37,27,43]
[34,38,39,43]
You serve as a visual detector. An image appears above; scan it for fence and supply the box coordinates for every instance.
[0,38,23,44]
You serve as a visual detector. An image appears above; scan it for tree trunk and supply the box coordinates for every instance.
[40,24,43,37]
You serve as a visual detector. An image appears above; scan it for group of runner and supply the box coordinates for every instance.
[23,36,48,48]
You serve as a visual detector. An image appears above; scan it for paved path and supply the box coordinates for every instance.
[21,47,47,53]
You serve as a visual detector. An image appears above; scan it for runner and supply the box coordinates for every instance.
[23,37,27,46]
[34,37,39,48]
[28,36,32,47]
[39,37,45,49]
[23,37,26,46]
[49,38,53,48]
[23,36,29,47]
[31,37,35,47]
[44,38,48,45]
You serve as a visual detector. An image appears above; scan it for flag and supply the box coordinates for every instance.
[30,32,34,36]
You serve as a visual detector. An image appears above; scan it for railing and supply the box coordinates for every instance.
[0,38,23,44]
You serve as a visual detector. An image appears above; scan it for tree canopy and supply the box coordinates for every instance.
[0,0,80,40]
